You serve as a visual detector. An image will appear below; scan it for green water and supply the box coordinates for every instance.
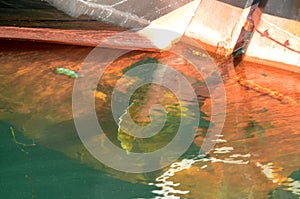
[0,121,155,199]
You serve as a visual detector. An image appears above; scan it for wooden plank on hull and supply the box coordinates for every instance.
[0,0,203,51]
[0,26,157,51]
[244,9,300,71]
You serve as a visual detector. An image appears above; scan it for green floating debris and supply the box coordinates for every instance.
[55,67,78,78]
[9,127,36,154]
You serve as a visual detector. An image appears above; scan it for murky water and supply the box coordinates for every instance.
[0,40,300,198]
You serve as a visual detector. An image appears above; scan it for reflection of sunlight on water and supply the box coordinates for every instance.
[213,146,234,154]
[256,162,300,196]
[285,180,300,196]
[148,134,252,198]
[149,154,210,199]
[256,162,286,184]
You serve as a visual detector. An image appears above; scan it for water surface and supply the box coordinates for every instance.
[0,40,300,198]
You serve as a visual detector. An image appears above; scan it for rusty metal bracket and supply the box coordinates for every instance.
[185,0,260,56]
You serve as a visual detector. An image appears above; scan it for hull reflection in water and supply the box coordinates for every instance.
[147,60,300,198]
[0,40,210,184]
[1,40,300,198]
